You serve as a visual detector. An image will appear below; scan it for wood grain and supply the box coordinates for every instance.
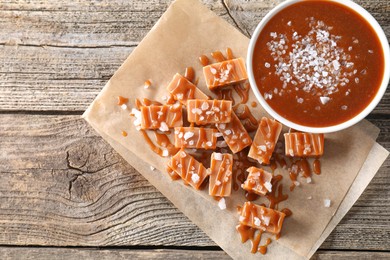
[1,247,390,260]
[0,0,389,113]
[0,114,388,250]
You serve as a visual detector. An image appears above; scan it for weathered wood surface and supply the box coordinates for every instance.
[0,0,389,112]
[0,0,389,258]
[1,247,390,260]
[0,114,389,250]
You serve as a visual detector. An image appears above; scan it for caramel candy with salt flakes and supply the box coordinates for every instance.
[169,149,209,189]
[174,127,217,149]
[239,202,285,234]
[140,103,183,131]
[216,111,252,153]
[248,117,282,164]
[187,99,232,125]
[166,162,181,180]
[241,167,273,196]
[209,153,233,197]
[203,57,248,90]
[284,132,324,157]
[167,73,209,105]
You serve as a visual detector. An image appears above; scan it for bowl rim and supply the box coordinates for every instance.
[246,0,390,133]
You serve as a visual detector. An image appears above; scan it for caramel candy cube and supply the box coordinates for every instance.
[241,167,273,196]
[239,202,285,234]
[167,73,209,105]
[174,127,217,149]
[216,111,252,153]
[209,153,233,197]
[187,99,232,125]
[284,132,324,157]
[141,104,183,131]
[203,57,248,90]
[248,117,282,164]
[169,149,209,189]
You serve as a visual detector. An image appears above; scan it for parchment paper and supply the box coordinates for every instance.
[83,0,389,259]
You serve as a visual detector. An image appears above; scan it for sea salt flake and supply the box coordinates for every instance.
[254,217,261,226]
[320,96,330,105]
[210,67,217,74]
[224,129,232,135]
[262,216,270,226]
[191,173,200,184]
[264,182,272,192]
[214,153,223,161]
[206,141,213,147]
[215,180,221,186]
[216,141,227,148]
[324,199,331,207]
[150,165,155,171]
[265,62,271,68]
[307,196,312,200]
[259,145,267,152]
[159,122,169,132]
[121,104,127,110]
[184,132,194,140]
[218,198,226,210]
[214,132,223,138]
[201,102,209,110]
[306,177,312,183]
[162,150,169,157]
[341,105,348,110]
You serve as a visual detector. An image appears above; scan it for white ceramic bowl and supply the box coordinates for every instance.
[247,0,390,133]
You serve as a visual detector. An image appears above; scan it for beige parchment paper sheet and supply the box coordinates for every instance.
[83,0,389,259]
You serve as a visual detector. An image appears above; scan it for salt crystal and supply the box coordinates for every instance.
[254,217,261,226]
[150,165,155,171]
[307,196,312,200]
[258,145,267,152]
[297,97,304,104]
[218,198,226,210]
[368,50,374,54]
[201,102,209,110]
[214,153,223,161]
[214,132,223,138]
[293,181,300,186]
[159,122,169,132]
[180,151,187,158]
[189,140,194,146]
[215,180,221,186]
[216,141,227,148]
[224,129,232,135]
[355,77,360,84]
[191,173,200,184]
[206,141,213,147]
[239,216,245,222]
[265,62,271,68]
[264,181,272,192]
[332,60,340,70]
[341,105,348,110]
[287,21,292,26]
[320,96,330,105]
[306,177,312,183]
[324,199,331,207]
[162,150,169,157]
[262,216,270,226]
[210,67,217,74]
[178,132,183,138]
[121,104,127,110]
[184,132,194,140]
[162,95,168,101]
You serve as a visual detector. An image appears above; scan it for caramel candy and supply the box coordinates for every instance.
[209,153,233,197]
[187,99,232,125]
[167,73,209,105]
[203,57,248,90]
[284,132,324,157]
[169,149,209,189]
[140,104,183,131]
[248,117,282,164]
[166,162,181,180]
[239,202,285,234]
[174,127,217,149]
[216,111,252,153]
[241,167,273,196]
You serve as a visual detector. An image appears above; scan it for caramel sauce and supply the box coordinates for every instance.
[166,93,176,105]
[275,154,287,169]
[144,79,152,88]
[233,82,250,104]
[118,96,129,106]
[259,238,272,255]
[211,51,226,62]
[199,55,210,66]
[245,191,260,201]
[121,131,128,137]
[234,105,259,132]
[226,47,234,60]
[141,130,164,156]
[232,149,257,191]
[154,131,179,155]
[297,158,311,178]
[216,88,235,105]
[251,101,257,108]
[281,208,293,217]
[184,67,195,83]
[270,157,277,172]
[265,175,288,209]
[313,159,321,175]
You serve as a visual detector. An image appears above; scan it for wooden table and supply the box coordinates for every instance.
[1,0,389,259]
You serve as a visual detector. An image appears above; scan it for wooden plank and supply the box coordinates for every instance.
[1,247,390,260]
[0,114,389,250]
[0,0,389,113]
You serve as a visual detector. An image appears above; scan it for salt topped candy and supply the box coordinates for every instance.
[174,127,217,150]
[166,73,208,105]
[140,104,183,130]
[209,153,233,197]
[242,167,273,196]
[187,99,232,125]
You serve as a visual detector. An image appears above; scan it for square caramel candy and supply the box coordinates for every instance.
[239,202,285,234]
[169,149,209,189]
[248,117,282,164]
[187,99,232,125]
[174,127,217,149]
[203,57,248,90]
[167,73,209,105]
[140,103,183,131]
[209,153,233,197]
[284,132,324,157]
[216,111,252,153]
[241,167,273,196]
